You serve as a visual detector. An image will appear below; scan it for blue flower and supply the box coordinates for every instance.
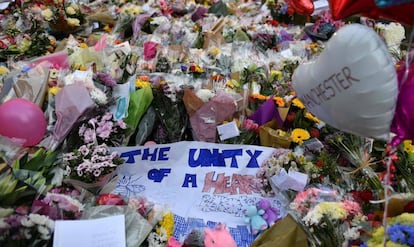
[387,224,407,244]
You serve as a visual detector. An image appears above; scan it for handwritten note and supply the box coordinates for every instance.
[53,215,126,247]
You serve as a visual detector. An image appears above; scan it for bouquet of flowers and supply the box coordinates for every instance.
[290,187,366,247]
[220,119,259,145]
[257,148,322,197]
[62,143,124,186]
[364,213,414,246]
[1,187,83,246]
[78,112,129,147]
[325,132,383,192]
[41,0,86,35]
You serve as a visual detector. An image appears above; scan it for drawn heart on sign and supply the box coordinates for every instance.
[292,24,398,140]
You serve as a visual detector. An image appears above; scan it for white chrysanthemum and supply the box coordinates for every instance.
[377,22,405,48]
[21,217,35,228]
[90,88,108,104]
[41,9,54,21]
[65,6,76,15]
[343,226,361,245]
[67,17,81,27]
[29,214,49,225]
[196,89,215,103]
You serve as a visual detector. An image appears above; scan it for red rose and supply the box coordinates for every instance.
[309,128,320,138]
[286,112,296,122]
[315,160,323,167]
[97,194,125,205]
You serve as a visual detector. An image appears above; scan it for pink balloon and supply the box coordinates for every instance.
[391,63,414,146]
[0,98,46,147]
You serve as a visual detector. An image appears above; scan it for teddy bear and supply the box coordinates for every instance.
[257,199,280,226]
[244,205,268,235]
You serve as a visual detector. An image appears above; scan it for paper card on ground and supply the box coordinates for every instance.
[270,168,290,191]
[270,169,308,192]
[287,170,308,192]
[217,121,240,141]
[53,215,126,247]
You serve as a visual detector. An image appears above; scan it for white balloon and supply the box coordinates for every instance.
[292,24,398,140]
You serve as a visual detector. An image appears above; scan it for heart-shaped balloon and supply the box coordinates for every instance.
[329,0,414,26]
[292,24,398,140]
[286,0,314,16]
[390,62,414,146]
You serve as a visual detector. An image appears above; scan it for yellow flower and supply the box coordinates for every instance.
[67,18,80,27]
[0,66,9,76]
[156,212,174,239]
[273,97,285,107]
[103,25,112,33]
[403,140,414,154]
[195,65,204,73]
[226,79,239,89]
[292,98,305,109]
[291,128,310,145]
[270,70,282,79]
[48,87,62,96]
[209,47,221,57]
[79,43,88,49]
[41,8,54,22]
[65,6,76,15]
[305,112,320,123]
[135,79,150,88]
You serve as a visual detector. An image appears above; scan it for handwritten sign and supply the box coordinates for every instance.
[112,141,287,246]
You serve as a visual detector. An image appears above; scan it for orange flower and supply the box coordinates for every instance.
[251,94,266,101]
[273,97,285,107]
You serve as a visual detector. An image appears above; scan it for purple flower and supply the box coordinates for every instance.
[83,129,96,143]
[93,72,117,88]
[116,120,128,129]
[102,112,113,121]
[78,145,90,156]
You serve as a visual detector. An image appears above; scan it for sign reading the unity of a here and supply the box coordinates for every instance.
[111,141,285,245]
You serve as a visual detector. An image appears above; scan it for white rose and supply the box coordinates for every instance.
[41,8,54,21]
[65,6,76,15]
[67,17,81,27]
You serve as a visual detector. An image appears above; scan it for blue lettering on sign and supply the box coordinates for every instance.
[143,148,158,161]
[188,149,243,168]
[245,150,263,168]
[120,150,142,163]
[148,168,171,182]
[223,149,243,168]
[119,147,171,163]
[182,174,197,188]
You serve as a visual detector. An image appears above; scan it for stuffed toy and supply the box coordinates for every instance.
[244,205,268,235]
[204,223,236,247]
[257,199,280,226]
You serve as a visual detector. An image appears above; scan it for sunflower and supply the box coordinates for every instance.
[305,112,320,123]
[292,98,305,109]
[291,128,310,145]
